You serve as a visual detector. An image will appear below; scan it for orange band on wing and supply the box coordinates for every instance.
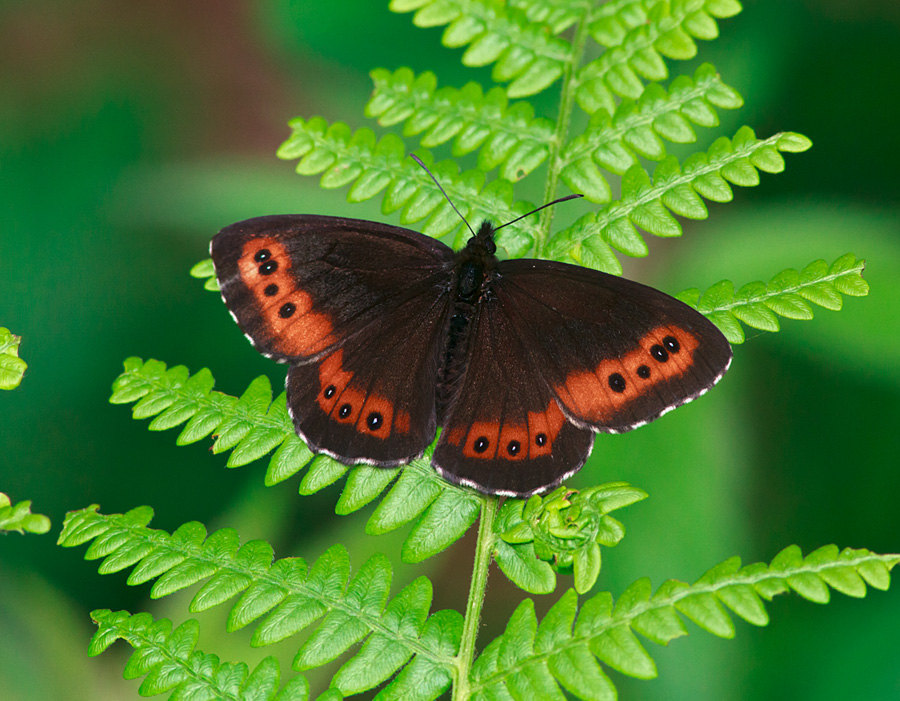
[239,238,335,357]
[555,325,700,423]
[315,349,408,440]
[449,399,566,461]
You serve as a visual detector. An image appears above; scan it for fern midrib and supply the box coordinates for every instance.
[468,551,895,692]
[535,3,592,256]
[700,263,866,314]
[104,518,455,666]
[560,78,722,168]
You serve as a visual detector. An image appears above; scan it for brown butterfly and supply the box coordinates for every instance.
[211,186,731,496]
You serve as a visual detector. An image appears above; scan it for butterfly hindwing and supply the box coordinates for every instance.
[493,259,733,433]
[287,280,453,465]
[433,295,595,496]
[212,215,456,465]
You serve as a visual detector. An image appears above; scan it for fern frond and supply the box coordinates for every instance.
[89,610,310,700]
[470,545,898,699]
[494,483,647,595]
[549,128,812,269]
[277,118,538,255]
[561,63,743,203]
[0,492,51,534]
[110,359,482,562]
[367,68,554,181]
[0,327,27,390]
[577,0,743,114]
[389,0,572,98]
[64,508,462,699]
[677,253,869,343]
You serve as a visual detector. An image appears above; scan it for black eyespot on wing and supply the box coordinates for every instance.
[254,249,271,262]
[258,260,278,275]
[663,335,680,353]
[338,404,352,419]
[474,436,489,454]
[608,372,626,393]
[367,412,383,430]
[507,440,521,456]
[264,283,279,296]
[637,365,651,379]
[650,344,669,362]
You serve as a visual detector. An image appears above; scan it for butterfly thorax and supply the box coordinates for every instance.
[436,221,500,419]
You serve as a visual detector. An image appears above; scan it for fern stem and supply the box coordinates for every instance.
[453,495,499,700]
[535,3,592,257]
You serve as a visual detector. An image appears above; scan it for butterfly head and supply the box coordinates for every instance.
[469,220,498,255]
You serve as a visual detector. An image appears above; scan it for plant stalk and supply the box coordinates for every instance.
[535,5,592,257]
[452,495,499,700]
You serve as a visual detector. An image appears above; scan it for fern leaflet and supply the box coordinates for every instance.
[576,0,743,114]
[469,545,898,699]
[62,506,463,699]
[390,0,573,98]
[0,492,51,534]
[549,128,812,270]
[367,67,554,181]
[677,253,869,343]
[89,610,310,700]
[277,121,536,255]
[0,327,27,390]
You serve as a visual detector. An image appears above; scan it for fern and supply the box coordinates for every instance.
[0,492,51,534]
[0,327,27,390]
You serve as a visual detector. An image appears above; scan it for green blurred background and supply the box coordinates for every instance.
[2,0,899,698]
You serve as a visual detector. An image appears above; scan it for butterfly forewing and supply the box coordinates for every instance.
[211,215,453,363]
[493,259,733,433]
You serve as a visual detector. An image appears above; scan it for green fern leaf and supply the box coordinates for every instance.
[469,545,898,698]
[0,327,27,389]
[676,253,868,343]
[89,610,309,700]
[367,68,554,180]
[548,128,812,264]
[0,492,51,534]
[390,0,572,97]
[189,258,219,291]
[65,508,463,699]
[278,119,538,255]
[577,0,743,114]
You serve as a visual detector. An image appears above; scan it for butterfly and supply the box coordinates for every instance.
[211,199,731,497]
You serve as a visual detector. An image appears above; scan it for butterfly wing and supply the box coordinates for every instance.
[212,215,455,465]
[432,296,595,496]
[434,258,731,496]
[495,259,732,431]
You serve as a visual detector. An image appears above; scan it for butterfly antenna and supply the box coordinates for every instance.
[493,193,584,232]
[410,154,476,237]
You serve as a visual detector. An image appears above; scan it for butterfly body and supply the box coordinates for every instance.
[212,214,731,496]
